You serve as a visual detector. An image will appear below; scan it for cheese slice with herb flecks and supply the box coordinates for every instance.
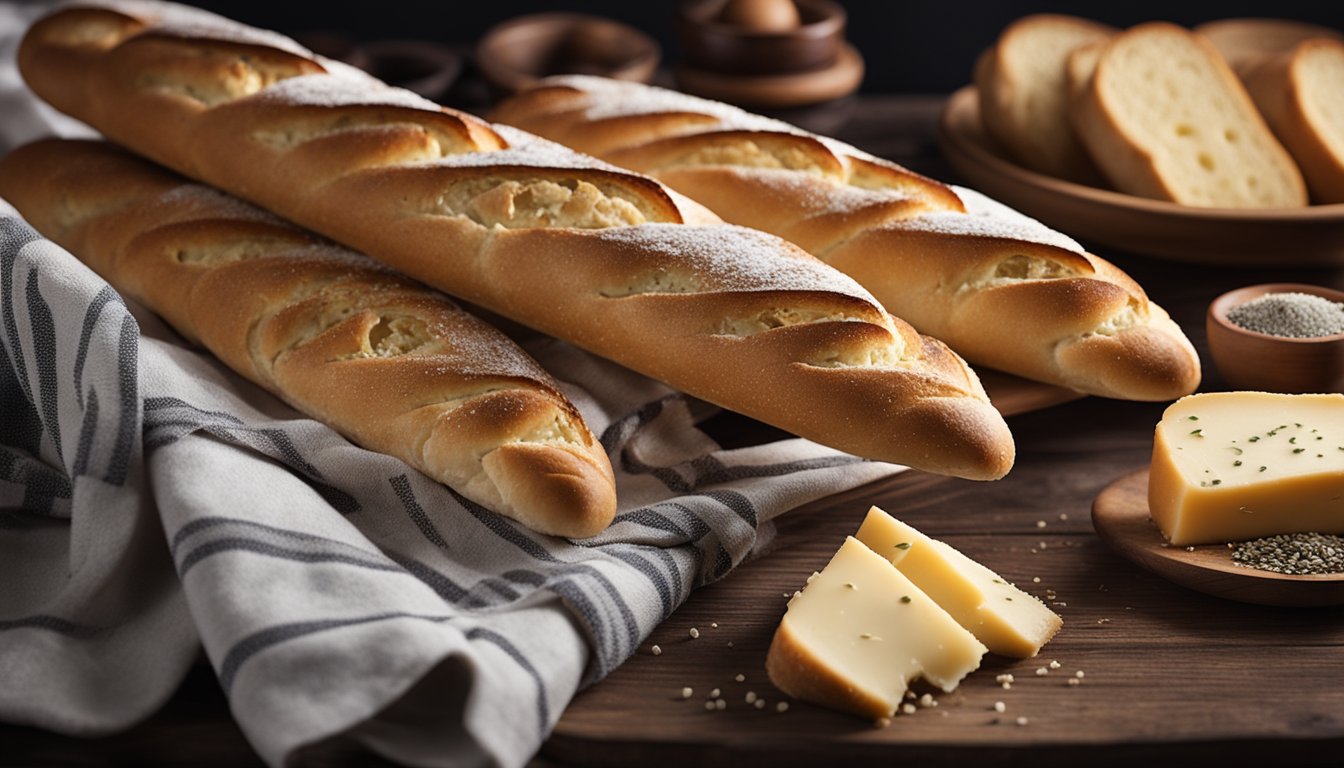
[765,537,986,720]
[1149,392,1344,545]
[855,506,1062,658]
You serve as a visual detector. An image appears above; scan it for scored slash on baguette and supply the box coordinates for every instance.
[491,76,1201,402]
[16,0,1016,480]
[0,138,618,539]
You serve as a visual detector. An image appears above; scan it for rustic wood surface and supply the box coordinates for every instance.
[5,94,1344,767]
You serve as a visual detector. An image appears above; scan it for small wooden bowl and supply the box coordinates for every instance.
[677,0,846,75]
[474,13,660,96]
[1207,283,1344,393]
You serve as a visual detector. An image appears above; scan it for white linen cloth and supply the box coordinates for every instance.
[0,4,904,765]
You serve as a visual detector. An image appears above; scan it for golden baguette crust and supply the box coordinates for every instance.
[1243,38,1344,204]
[18,1,1014,479]
[0,138,617,538]
[491,76,1200,401]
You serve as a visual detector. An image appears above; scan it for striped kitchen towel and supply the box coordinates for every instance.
[0,205,904,766]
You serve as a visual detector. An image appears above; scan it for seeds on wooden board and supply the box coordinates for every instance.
[1231,532,1344,574]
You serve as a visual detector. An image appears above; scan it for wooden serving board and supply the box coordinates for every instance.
[1092,469,1344,607]
[543,396,1344,767]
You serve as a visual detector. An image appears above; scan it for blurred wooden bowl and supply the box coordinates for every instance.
[1207,283,1344,393]
[356,40,462,100]
[475,13,660,96]
[677,0,846,75]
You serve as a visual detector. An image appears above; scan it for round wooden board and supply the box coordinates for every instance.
[1091,469,1344,607]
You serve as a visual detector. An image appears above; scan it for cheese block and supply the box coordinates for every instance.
[1149,392,1344,545]
[855,506,1062,658]
[765,537,986,719]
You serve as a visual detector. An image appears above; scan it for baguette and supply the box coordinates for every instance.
[0,138,617,538]
[973,14,1115,182]
[490,76,1201,401]
[1069,22,1308,208]
[18,1,1014,479]
[1243,38,1344,204]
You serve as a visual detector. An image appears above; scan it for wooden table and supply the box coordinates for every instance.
[5,95,1344,767]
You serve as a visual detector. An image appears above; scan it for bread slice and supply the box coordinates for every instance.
[1244,38,1344,203]
[1071,22,1308,208]
[1196,18,1344,78]
[974,14,1115,181]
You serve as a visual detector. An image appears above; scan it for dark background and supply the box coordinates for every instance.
[187,0,1344,93]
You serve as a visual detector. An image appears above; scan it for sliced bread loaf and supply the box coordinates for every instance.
[1243,38,1344,203]
[1196,18,1344,78]
[1071,22,1307,208]
[975,14,1115,181]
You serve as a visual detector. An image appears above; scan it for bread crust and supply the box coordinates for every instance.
[17,1,1014,479]
[1070,21,1307,208]
[1195,17,1344,78]
[0,138,617,538]
[492,76,1201,401]
[974,13,1115,182]
[1243,39,1344,204]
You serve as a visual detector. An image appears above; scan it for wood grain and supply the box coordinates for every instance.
[546,397,1344,767]
[5,93,1344,768]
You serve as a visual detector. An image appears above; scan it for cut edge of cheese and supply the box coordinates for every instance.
[765,536,987,719]
[855,505,1063,658]
[1149,392,1344,546]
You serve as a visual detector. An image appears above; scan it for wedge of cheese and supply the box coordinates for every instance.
[1149,392,1344,545]
[765,537,987,719]
[855,506,1062,658]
